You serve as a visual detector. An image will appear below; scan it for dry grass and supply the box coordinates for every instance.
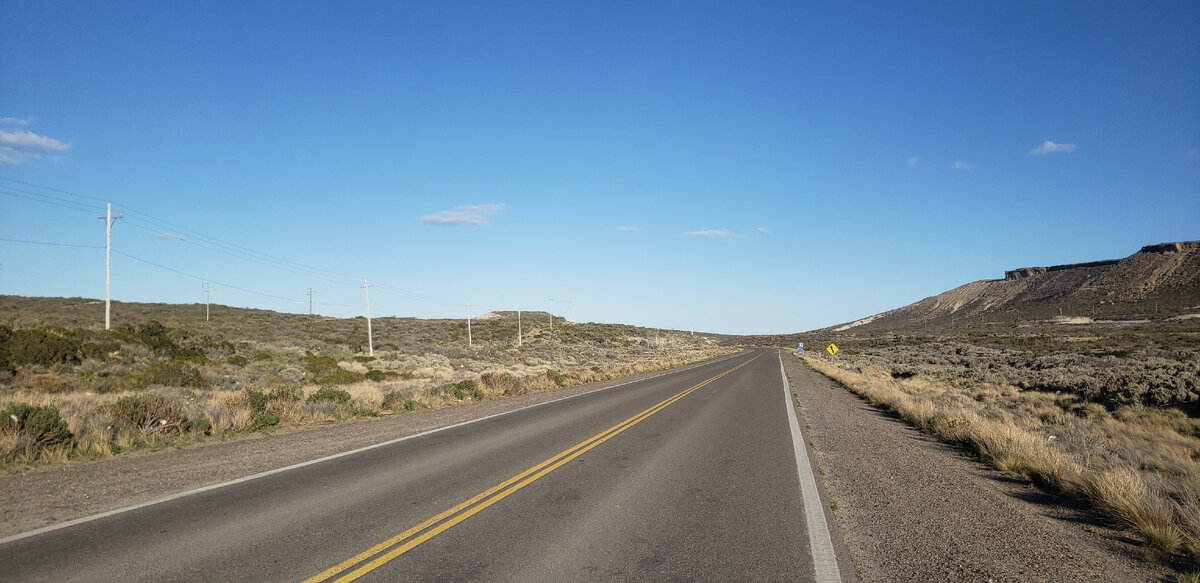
[803,353,1200,570]
[1,307,734,470]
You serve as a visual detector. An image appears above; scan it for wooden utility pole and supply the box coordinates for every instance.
[466,302,472,347]
[518,310,522,347]
[363,279,374,357]
[203,283,213,321]
[548,298,554,333]
[97,203,123,330]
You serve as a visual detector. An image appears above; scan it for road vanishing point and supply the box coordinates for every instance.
[1,349,843,582]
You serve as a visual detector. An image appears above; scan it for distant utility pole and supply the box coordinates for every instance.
[466,302,473,347]
[97,203,123,331]
[307,288,315,316]
[363,279,374,357]
[548,298,554,333]
[517,310,522,347]
[202,283,213,322]
[568,301,574,323]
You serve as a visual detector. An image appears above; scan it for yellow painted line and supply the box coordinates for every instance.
[304,356,757,583]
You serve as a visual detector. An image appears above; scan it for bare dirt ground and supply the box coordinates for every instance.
[0,361,734,538]
[781,353,1169,582]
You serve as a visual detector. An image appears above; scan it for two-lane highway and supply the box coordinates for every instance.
[0,349,841,582]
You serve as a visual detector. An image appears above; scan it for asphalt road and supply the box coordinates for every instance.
[1,349,841,582]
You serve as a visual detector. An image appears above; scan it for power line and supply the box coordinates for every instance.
[0,237,103,249]
[113,250,306,304]
[0,177,478,310]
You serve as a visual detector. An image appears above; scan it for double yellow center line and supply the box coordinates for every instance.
[304,356,756,583]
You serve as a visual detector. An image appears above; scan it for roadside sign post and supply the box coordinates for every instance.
[826,343,839,357]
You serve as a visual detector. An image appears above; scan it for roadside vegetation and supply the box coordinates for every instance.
[785,321,1200,574]
[0,296,732,470]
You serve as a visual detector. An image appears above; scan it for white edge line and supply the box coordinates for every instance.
[779,350,843,583]
[0,351,747,546]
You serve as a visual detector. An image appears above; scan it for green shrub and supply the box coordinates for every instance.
[300,354,340,374]
[365,369,399,382]
[4,328,82,366]
[353,355,376,363]
[141,361,210,388]
[246,389,270,414]
[248,412,280,431]
[306,387,351,405]
[454,379,484,400]
[250,352,272,361]
[225,355,249,367]
[301,354,364,385]
[0,402,73,446]
[108,394,189,435]
[382,391,406,409]
[317,367,365,386]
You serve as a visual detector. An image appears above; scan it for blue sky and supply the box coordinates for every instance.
[1,1,1197,334]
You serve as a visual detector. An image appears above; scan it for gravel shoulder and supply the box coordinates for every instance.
[0,358,737,539]
[781,353,1169,582]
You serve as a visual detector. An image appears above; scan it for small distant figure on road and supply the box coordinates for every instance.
[796,342,804,355]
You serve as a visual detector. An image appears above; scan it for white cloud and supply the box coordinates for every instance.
[1030,140,1076,155]
[685,230,732,238]
[906,157,919,166]
[755,227,770,233]
[953,161,972,170]
[151,232,187,241]
[0,117,32,126]
[0,129,70,165]
[419,203,506,226]
[616,225,639,231]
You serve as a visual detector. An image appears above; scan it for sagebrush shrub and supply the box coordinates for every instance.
[1,402,73,446]
[108,394,190,435]
[306,387,351,405]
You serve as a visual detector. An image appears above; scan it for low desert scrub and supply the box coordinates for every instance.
[803,353,1200,569]
[1,300,735,470]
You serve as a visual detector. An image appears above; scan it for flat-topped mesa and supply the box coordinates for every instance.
[1141,241,1200,254]
[1004,240,1200,280]
[1004,260,1120,280]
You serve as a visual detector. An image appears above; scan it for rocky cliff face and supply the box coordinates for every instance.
[832,241,1200,331]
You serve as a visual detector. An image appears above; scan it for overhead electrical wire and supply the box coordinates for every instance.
[1,176,470,310]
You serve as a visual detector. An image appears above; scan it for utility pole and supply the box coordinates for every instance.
[517,309,522,347]
[548,298,554,333]
[307,288,314,316]
[202,283,213,322]
[568,301,574,323]
[363,279,374,357]
[97,203,123,331]
[466,302,473,347]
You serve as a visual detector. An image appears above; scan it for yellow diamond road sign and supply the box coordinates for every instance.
[826,343,839,355]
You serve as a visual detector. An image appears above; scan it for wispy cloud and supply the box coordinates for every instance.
[685,229,732,238]
[906,156,919,166]
[0,129,70,165]
[0,117,32,126]
[1030,140,1076,155]
[952,161,972,170]
[616,225,639,231]
[151,232,187,241]
[755,227,770,233]
[419,203,506,226]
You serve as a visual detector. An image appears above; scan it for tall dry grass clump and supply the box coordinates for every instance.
[803,353,1200,569]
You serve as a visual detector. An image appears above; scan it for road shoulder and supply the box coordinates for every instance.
[781,353,1166,582]
[0,358,737,538]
